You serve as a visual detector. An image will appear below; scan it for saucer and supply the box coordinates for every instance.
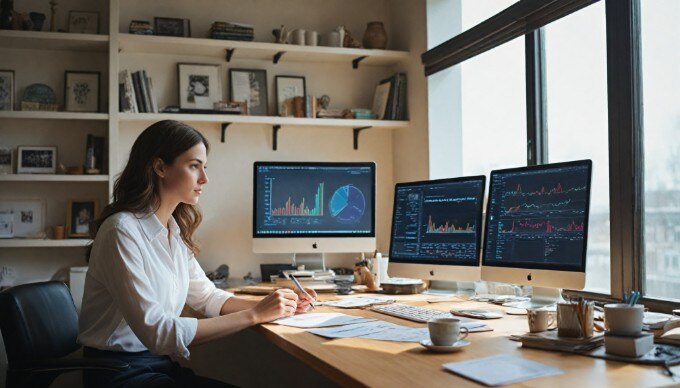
[419,339,470,353]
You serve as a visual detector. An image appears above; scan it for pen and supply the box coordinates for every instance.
[289,275,315,310]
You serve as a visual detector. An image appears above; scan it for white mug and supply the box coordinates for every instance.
[325,31,341,47]
[604,303,644,336]
[428,317,468,346]
[291,29,306,45]
[527,309,556,333]
[305,30,318,46]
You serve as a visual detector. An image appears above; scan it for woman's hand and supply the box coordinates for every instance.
[293,287,318,313]
[250,289,298,323]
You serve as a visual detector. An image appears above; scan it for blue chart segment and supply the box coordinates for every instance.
[330,185,366,224]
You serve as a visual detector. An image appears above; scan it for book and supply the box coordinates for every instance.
[511,331,604,353]
[118,70,138,113]
[131,71,146,113]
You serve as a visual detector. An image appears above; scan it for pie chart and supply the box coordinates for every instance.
[330,185,366,224]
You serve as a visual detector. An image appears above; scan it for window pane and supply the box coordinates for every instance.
[641,0,680,301]
[545,2,610,293]
[461,0,526,176]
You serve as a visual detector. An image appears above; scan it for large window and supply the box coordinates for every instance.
[545,2,610,293]
[641,0,680,301]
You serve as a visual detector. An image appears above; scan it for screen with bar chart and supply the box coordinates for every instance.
[253,162,375,237]
[389,176,486,265]
[483,160,592,271]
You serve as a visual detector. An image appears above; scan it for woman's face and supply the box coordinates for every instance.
[157,142,209,206]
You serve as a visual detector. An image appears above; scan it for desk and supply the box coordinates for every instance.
[253,293,677,387]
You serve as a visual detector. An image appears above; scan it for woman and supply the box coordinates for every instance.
[78,120,316,387]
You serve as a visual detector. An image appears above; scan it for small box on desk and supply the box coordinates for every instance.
[604,332,654,357]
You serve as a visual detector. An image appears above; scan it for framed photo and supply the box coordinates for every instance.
[65,71,100,112]
[177,63,222,110]
[229,69,268,116]
[68,11,99,34]
[155,17,191,37]
[275,76,306,116]
[0,200,45,238]
[17,146,57,174]
[0,70,14,111]
[67,199,99,238]
[0,147,12,174]
[371,81,391,120]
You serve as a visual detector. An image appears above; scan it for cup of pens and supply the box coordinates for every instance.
[557,300,594,338]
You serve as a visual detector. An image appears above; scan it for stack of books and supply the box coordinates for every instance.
[118,70,158,113]
[378,73,407,120]
[512,331,604,353]
[209,21,254,41]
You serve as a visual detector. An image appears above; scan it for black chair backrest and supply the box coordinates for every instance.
[0,281,80,365]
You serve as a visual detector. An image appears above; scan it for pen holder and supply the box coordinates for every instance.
[557,302,594,338]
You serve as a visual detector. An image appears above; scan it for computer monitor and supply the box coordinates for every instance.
[481,160,592,308]
[388,176,486,287]
[253,162,376,269]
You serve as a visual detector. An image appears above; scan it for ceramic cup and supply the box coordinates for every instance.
[673,309,680,317]
[527,309,557,333]
[324,31,341,47]
[305,30,318,46]
[291,29,306,45]
[52,225,65,240]
[604,303,644,336]
[428,317,468,346]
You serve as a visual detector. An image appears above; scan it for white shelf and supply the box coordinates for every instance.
[0,30,109,52]
[0,174,109,182]
[119,113,409,128]
[0,239,91,248]
[0,111,109,120]
[118,33,410,67]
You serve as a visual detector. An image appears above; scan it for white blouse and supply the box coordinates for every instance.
[77,211,233,359]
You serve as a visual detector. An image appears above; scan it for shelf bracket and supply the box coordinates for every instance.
[272,125,281,150]
[352,56,367,69]
[225,48,235,62]
[353,126,371,150]
[273,51,285,64]
[220,123,231,143]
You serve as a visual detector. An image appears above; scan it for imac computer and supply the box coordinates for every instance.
[253,162,376,270]
[388,176,486,293]
[482,160,593,308]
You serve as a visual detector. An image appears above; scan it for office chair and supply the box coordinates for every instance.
[0,281,129,388]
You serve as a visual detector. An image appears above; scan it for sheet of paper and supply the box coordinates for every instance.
[443,354,563,386]
[308,321,397,339]
[272,313,376,328]
[358,323,429,343]
[316,296,395,308]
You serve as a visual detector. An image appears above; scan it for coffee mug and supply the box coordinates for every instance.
[291,29,306,45]
[604,303,644,336]
[428,317,468,346]
[527,309,556,333]
[305,30,318,46]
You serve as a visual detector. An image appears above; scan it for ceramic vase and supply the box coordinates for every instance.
[362,21,387,49]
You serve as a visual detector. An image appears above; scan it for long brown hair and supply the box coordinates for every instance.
[88,120,210,261]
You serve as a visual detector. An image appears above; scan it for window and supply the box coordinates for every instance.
[544,2,610,293]
[641,0,680,301]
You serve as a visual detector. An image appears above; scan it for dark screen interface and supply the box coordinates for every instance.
[484,163,591,268]
[390,179,484,263]
[255,164,373,236]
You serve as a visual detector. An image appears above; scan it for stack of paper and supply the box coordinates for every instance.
[443,354,563,386]
[316,296,395,309]
[512,331,604,353]
[272,313,375,328]
[308,320,488,343]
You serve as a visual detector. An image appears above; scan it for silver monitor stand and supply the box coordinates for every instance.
[503,286,563,309]
[292,252,326,272]
[423,280,476,297]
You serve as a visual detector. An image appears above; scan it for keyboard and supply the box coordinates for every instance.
[370,303,453,323]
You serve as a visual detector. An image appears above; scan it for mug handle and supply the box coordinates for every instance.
[547,315,556,329]
[458,326,469,341]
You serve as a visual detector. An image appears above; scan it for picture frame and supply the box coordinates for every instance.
[371,81,391,120]
[0,147,12,174]
[0,210,12,238]
[0,70,14,111]
[66,199,99,238]
[68,11,99,34]
[154,17,191,37]
[65,71,100,112]
[177,63,222,111]
[275,76,306,116]
[229,69,268,116]
[0,200,45,238]
[17,146,57,174]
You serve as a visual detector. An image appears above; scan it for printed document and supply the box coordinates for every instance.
[272,313,376,328]
[443,354,563,386]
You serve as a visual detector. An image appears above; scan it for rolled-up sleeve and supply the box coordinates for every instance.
[186,254,234,318]
[101,227,197,359]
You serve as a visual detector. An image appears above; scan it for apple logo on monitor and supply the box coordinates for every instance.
[527,273,532,281]
[430,270,434,276]
[313,242,318,249]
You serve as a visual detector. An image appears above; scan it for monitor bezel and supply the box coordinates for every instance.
[388,175,487,267]
[481,159,593,273]
[252,161,376,238]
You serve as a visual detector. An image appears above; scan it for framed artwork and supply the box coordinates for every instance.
[68,11,99,34]
[0,70,14,111]
[229,69,268,116]
[0,200,45,238]
[64,71,100,112]
[17,146,57,174]
[155,17,191,37]
[177,63,222,110]
[275,76,306,116]
[371,81,391,120]
[0,147,12,174]
[67,199,99,238]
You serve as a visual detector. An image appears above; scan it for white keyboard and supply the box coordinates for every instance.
[371,303,453,323]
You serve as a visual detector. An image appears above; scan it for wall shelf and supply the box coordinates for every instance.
[0,239,91,248]
[118,33,410,67]
[0,30,109,52]
[0,111,109,120]
[0,174,109,182]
